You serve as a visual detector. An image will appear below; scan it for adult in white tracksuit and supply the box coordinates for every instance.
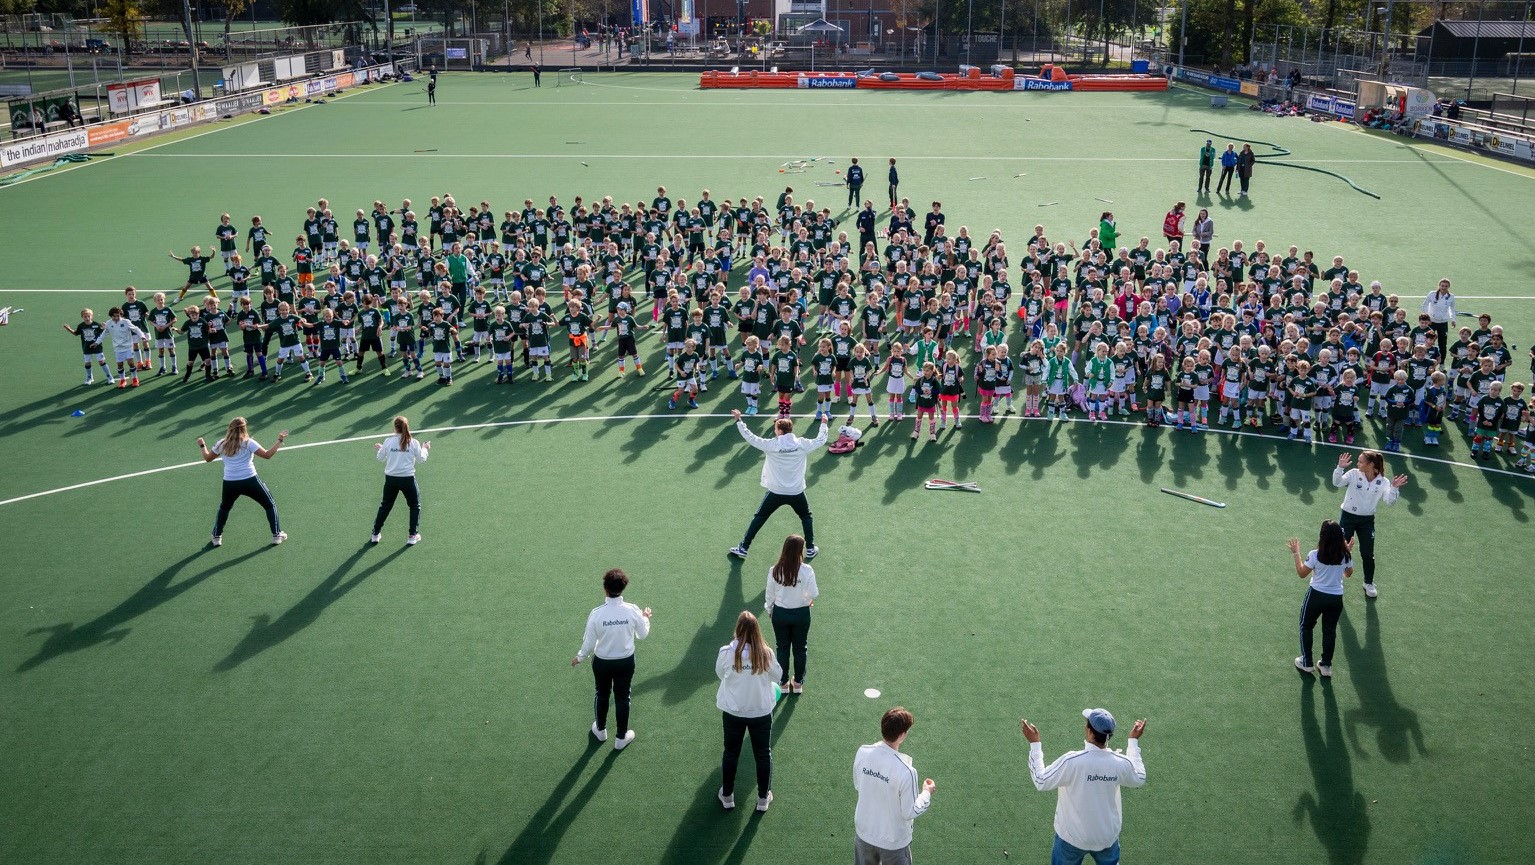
[728,410,828,560]
[1420,278,1458,358]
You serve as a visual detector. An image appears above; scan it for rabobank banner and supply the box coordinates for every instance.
[1015,78,1072,91]
[631,0,648,26]
[797,75,857,89]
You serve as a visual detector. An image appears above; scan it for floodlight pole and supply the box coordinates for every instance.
[181,0,202,100]
[1514,0,1531,96]
[1177,0,1187,69]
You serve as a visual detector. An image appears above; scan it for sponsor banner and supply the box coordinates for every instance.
[215,93,264,115]
[796,75,857,89]
[1,127,89,168]
[1208,74,1241,92]
[336,72,355,89]
[1403,88,1435,119]
[87,119,134,146]
[1331,98,1355,120]
[1015,77,1072,91]
[265,82,304,105]
[1307,93,1334,114]
[1239,81,1259,97]
[106,78,162,114]
[1175,67,1209,86]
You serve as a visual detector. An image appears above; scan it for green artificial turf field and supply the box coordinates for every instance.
[1,73,1533,865]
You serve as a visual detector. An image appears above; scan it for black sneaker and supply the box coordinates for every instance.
[804,545,819,560]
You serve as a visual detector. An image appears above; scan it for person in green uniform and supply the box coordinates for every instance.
[148,293,179,376]
[735,334,766,415]
[312,308,351,384]
[912,362,941,440]
[523,298,556,381]
[171,246,215,302]
[427,308,458,386]
[604,302,645,378]
[235,296,265,379]
[560,300,595,381]
[1197,139,1216,193]
[770,336,801,420]
[178,305,217,384]
[489,305,520,384]
[270,302,312,382]
[355,294,389,376]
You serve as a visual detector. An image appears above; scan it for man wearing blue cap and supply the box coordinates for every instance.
[1021,708,1147,865]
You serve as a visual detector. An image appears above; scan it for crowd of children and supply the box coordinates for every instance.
[62,188,1535,471]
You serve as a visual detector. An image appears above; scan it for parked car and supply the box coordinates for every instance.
[83,38,112,53]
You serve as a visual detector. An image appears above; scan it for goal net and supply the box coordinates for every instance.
[556,68,583,87]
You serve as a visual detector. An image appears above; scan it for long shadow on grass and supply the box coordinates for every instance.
[1295,675,1370,865]
[487,740,619,865]
[213,545,406,671]
[16,546,268,672]
[1339,602,1426,763]
[631,557,747,705]
[658,698,797,865]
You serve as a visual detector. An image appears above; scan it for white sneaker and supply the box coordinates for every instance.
[210,535,222,547]
[272,531,288,545]
[1295,656,1315,674]
[590,722,607,742]
[407,533,421,545]
[1317,664,1333,678]
[728,545,748,558]
[804,545,819,560]
[614,730,635,750]
[789,682,804,694]
[1364,583,1378,598]
[756,791,773,812]
[718,788,735,811]
[369,533,382,544]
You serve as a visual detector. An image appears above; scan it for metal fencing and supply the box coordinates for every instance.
[485,30,1161,73]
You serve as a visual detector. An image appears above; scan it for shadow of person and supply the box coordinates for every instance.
[1340,603,1427,763]
[631,559,747,705]
[17,546,268,672]
[489,740,619,865]
[1295,676,1371,865]
[658,698,795,865]
[214,546,407,671]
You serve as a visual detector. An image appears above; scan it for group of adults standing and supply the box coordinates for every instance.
[189,402,1419,863]
[1196,139,1257,196]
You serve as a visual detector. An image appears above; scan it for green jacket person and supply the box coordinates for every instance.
[1197,140,1216,193]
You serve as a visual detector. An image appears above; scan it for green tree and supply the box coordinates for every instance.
[218,0,253,59]
[101,0,146,58]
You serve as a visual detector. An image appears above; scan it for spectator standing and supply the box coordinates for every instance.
[1217,144,1238,194]
[1237,144,1256,197]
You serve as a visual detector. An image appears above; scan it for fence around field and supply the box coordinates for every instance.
[0,20,367,69]
[481,31,1164,74]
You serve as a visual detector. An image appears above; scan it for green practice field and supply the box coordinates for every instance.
[1,73,1533,865]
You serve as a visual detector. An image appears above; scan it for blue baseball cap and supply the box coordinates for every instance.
[1083,708,1116,735]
